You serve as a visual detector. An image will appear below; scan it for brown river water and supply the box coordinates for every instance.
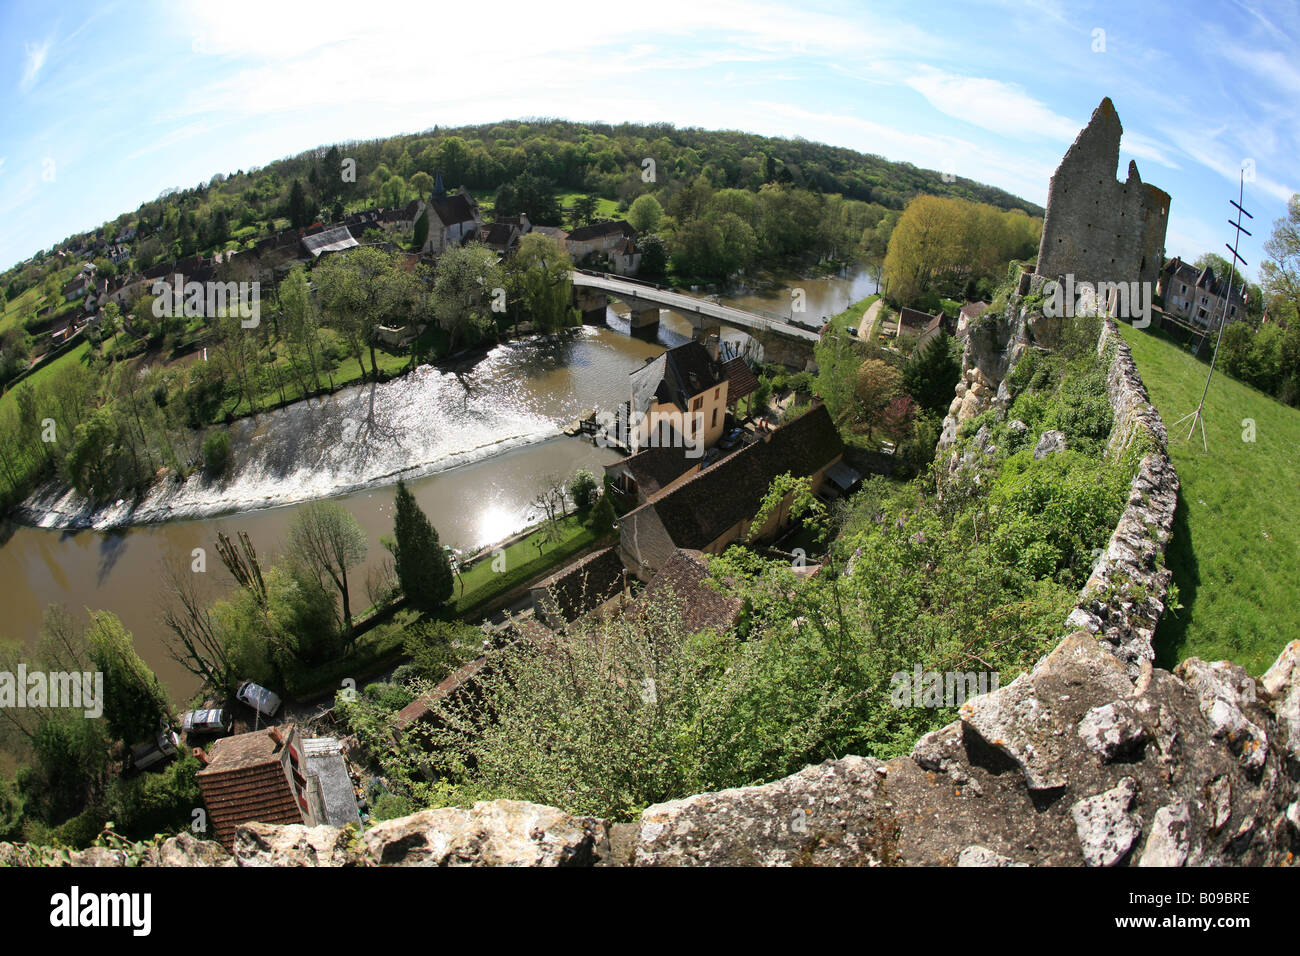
[0,266,876,700]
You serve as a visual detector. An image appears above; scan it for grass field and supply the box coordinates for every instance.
[1120,323,1300,675]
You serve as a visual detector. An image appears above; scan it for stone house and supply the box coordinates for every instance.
[629,341,730,453]
[1159,256,1246,328]
[566,220,636,263]
[194,724,359,849]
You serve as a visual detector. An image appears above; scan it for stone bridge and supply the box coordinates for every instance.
[571,271,820,370]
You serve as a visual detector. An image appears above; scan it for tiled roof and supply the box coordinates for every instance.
[721,357,759,404]
[196,726,303,848]
[531,546,627,623]
[628,403,842,549]
[430,193,477,228]
[613,444,698,496]
[301,225,359,257]
[639,549,744,634]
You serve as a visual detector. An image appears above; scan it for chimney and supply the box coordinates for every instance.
[192,748,208,767]
[269,726,284,747]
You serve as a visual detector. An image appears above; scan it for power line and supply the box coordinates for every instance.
[1170,171,1252,451]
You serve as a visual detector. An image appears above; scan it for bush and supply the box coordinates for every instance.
[202,430,232,477]
[363,681,416,713]
[569,469,598,512]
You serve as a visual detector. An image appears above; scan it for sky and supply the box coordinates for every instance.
[0,0,1296,279]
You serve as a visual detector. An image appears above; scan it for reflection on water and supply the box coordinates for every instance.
[2,264,872,700]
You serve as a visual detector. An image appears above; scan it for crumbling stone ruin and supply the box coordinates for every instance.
[1035,97,1169,292]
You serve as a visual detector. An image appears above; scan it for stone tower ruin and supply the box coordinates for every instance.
[1035,98,1169,291]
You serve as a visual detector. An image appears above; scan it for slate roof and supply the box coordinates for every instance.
[430,192,477,228]
[196,726,303,848]
[530,545,627,623]
[567,220,634,242]
[639,549,744,635]
[301,225,359,258]
[611,443,698,496]
[628,403,843,550]
[302,737,361,829]
[631,342,726,416]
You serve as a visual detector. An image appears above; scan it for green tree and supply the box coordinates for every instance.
[288,501,368,642]
[902,331,962,412]
[390,479,453,613]
[568,469,598,512]
[86,612,171,746]
[627,194,664,234]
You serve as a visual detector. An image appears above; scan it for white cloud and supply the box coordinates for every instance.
[902,67,1082,141]
[21,39,51,92]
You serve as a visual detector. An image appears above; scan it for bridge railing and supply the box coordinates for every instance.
[574,270,827,334]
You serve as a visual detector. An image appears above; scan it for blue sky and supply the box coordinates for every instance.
[1,0,1295,278]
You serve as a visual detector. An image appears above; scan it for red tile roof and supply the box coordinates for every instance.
[196,726,304,848]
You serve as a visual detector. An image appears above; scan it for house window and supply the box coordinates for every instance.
[714,387,720,399]
[692,396,703,411]
[711,407,718,428]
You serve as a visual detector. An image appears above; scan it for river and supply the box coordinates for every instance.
[0,264,874,700]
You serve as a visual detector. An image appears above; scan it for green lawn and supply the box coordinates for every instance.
[453,513,604,616]
[826,293,879,335]
[1120,323,1300,675]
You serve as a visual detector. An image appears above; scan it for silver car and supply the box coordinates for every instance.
[130,731,179,771]
[236,681,282,718]
[181,708,232,735]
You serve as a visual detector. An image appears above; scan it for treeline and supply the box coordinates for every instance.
[0,239,576,510]
[882,194,1043,307]
[2,118,1044,299]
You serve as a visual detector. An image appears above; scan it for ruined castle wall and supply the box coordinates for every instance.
[1036,99,1169,293]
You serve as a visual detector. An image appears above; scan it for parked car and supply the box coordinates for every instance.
[846,326,859,337]
[129,730,179,771]
[718,427,745,450]
[181,708,232,736]
[236,681,282,718]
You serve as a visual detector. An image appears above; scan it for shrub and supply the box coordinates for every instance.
[568,469,598,512]
[202,430,232,477]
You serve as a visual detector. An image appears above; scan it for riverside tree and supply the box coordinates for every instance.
[288,501,368,642]
[389,479,454,613]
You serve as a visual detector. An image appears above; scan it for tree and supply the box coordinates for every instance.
[627,194,664,234]
[568,469,598,512]
[412,209,429,251]
[1262,193,1300,323]
[288,501,368,642]
[433,241,505,351]
[848,359,904,439]
[638,233,668,277]
[315,246,394,380]
[287,179,311,229]
[569,194,599,229]
[505,233,575,334]
[85,612,171,746]
[409,171,434,201]
[902,332,962,412]
[588,490,616,535]
[390,479,453,613]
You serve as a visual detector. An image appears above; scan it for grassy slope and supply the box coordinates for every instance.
[1120,324,1300,675]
